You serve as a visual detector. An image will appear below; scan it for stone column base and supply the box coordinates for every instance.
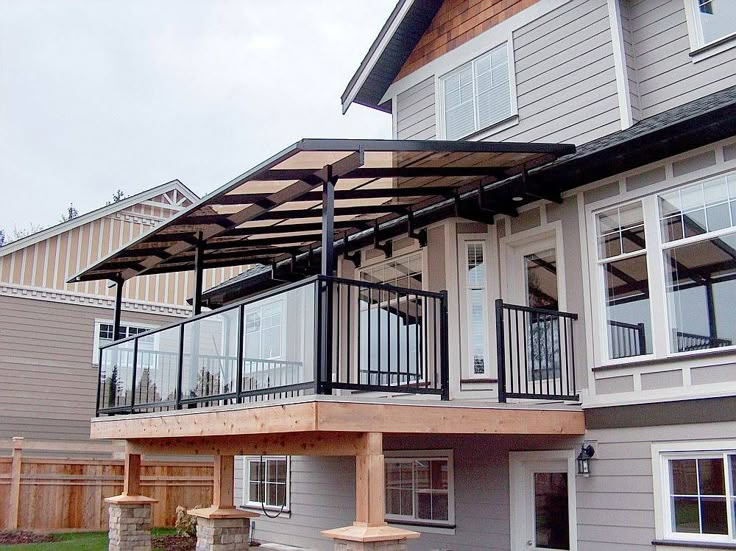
[105,495,158,551]
[322,525,420,551]
[188,507,258,551]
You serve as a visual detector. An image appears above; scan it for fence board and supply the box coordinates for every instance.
[0,438,213,531]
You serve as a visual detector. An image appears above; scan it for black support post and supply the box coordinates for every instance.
[112,277,124,340]
[192,234,204,316]
[319,171,336,395]
[496,299,507,403]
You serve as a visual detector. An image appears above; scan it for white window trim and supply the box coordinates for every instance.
[587,170,736,368]
[243,296,287,363]
[241,455,291,512]
[436,36,518,141]
[384,449,455,528]
[92,318,158,365]
[683,0,736,62]
[652,440,736,544]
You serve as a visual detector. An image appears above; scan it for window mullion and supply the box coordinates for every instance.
[471,61,479,133]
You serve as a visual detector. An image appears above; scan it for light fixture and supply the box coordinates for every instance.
[576,444,595,477]
[512,195,524,202]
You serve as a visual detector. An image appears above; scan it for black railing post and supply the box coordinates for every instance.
[314,279,324,395]
[96,347,103,416]
[175,323,185,409]
[129,338,139,414]
[637,322,646,355]
[318,170,336,395]
[112,277,124,340]
[495,299,507,403]
[439,290,450,401]
[236,305,244,403]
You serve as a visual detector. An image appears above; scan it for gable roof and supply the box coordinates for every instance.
[341,0,443,114]
[0,179,198,257]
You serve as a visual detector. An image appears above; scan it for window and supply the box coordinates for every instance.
[243,301,283,361]
[595,203,653,359]
[92,320,156,364]
[466,242,488,376]
[687,0,736,49]
[656,447,736,544]
[659,176,736,353]
[385,451,454,526]
[243,456,289,510]
[440,42,513,140]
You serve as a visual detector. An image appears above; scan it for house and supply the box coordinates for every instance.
[75,1,736,550]
[0,180,245,444]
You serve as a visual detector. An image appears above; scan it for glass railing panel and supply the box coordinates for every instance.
[133,326,180,407]
[241,281,315,398]
[181,306,239,405]
[98,340,136,411]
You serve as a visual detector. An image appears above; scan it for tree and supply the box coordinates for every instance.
[107,190,125,205]
[61,204,79,222]
[11,224,44,241]
[0,230,5,248]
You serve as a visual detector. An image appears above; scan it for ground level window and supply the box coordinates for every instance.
[658,449,736,542]
[244,456,289,510]
[385,452,453,525]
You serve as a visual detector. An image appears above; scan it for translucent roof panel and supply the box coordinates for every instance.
[71,138,575,283]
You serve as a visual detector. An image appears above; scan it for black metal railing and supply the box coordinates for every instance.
[495,300,579,402]
[608,320,647,359]
[97,275,450,415]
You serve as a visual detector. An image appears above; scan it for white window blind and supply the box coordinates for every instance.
[442,43,512,140]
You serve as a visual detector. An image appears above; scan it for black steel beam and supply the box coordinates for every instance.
[209,186,457,205]
[255,204,408,220]
[260,166,512,181]
[112,278,124,340]
[192,238,204,316]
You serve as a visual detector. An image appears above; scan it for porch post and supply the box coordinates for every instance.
[105,450,158,551]
[192,234,204,316]
[112,277,124,340]
[189,455,257,551]
[322,432,419,550]
[319,173,336,394]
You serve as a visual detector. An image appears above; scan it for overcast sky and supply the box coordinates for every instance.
[0,1,395,234]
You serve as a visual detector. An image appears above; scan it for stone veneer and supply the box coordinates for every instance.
[195,516,250,551]
[107,502,153,551]
[333,539,408,551]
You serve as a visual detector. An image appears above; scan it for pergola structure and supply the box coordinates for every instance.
[73,138,582,551]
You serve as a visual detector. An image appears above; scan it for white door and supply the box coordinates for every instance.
[505,236,561,310]
[510,451,578,551]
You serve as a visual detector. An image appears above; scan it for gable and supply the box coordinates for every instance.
[396,0,540,81]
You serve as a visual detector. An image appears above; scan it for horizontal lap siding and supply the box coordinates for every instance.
[394,0,622,145]
[578,421,736,550]
[629,0,736,118]
[0,294,180,441]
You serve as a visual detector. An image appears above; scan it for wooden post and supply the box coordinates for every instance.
[212,455,235,510]
[355,432,385,527]
[122,452,142,497]
[8,437,23,529]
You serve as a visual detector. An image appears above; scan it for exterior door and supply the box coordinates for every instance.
[510,451,578,551]
[506,236,561,310]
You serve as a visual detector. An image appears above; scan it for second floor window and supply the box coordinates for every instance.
[440,42,513,140]
[93,320,155,364]
[596,203,653,360]
[689,0,736,48]
[466,242,488,375]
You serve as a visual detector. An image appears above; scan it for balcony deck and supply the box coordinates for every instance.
[90,394,585,452]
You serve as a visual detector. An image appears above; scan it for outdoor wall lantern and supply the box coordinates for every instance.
[576,444,595,477]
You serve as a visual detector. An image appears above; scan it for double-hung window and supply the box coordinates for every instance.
[93,320,156,364]
[686,0,736,50]
[243,456,289,510]
[595,202,653,360]
[656,445,736,544]
[385,451,454,526]
[440,42,514,140]
[659,175,736,353]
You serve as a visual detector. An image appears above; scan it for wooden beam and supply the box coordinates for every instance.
[8,437,22,529]
[213,456,235,509]
[125,432,369,457]
[91,401,585,441]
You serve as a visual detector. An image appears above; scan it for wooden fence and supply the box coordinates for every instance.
[0,437,213,531]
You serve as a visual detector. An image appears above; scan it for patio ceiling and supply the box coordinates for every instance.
[71,138,575,283]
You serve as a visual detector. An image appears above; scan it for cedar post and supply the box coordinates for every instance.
[122,451,142,496]
[354,432,385,527]
[213,455,235,510]
[8,437,23,529]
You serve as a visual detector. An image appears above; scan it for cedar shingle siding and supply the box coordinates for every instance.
[396,0,540,80]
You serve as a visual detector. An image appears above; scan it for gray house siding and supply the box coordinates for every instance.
[394,0,622,146]
[0,293,180,441]
[627,0,736,117]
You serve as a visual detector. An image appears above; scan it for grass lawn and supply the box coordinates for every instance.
[0,529,178,551]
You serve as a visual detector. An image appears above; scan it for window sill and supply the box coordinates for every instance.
[449,114,519,142]
[653,539,736,549]
[239,505,291,519]
[592,346,736,372]
[387,520,455,535]
[460,378,498,384]
[689,33,736,63]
